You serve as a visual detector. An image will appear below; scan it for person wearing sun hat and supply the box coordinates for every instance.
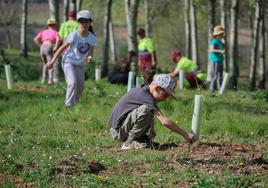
[169,49,206,88]
[34,18,60,84]
[209,25,225,94]
[46,10,96,107]
[47,18,56,25]
[109,74,195,150]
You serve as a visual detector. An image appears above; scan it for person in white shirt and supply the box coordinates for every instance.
[47,10,96,107]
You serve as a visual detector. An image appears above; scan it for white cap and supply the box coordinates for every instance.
[152,74,177,100]
[77,10,92,20]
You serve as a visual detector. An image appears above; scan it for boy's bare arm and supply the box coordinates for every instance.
[155,111,194,143]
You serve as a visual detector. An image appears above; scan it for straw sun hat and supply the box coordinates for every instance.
[47,18,56,26]
[212,25,224,36]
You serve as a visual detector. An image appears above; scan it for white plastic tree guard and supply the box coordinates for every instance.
[136,76,144,88]
[179,70,184,90]
[219,72,229,95]
[5,64,13,89]
[127,71,135,92]
[95,68,101,81]
[191,95,204,140]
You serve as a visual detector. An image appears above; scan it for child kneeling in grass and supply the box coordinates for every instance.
[108,74,194,150]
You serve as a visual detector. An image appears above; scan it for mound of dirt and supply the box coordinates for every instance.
[101,142,267,177]
[16,85,45,92]
[52,155,105,176]
[100,164,149,177]
[171,142,268,175]
[0,173,35,187]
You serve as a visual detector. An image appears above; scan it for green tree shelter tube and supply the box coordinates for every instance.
[191,95,204,140]
[5,64,13,89]
[219,72,229,95]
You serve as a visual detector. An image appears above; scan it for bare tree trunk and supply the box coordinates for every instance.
[69,0,76,12]
[0,0,19,49]
[49,0,60,29]
[102,0,113,77]
[249,2,261,90]
[63,0,69,22]
[258,0,265,89]
[229,0,239,90]
[76,0,83,13]
[250,7,254,41]
[6,26,12,49]
[190,0,199,66]
[49,0,60,81]
[125,0,139,53]
[184,0,191,57]
[220,0,228,72]
[20,0,28,57]
[206,0,216,81]
[109,19,117,62]
[144,0,152,37]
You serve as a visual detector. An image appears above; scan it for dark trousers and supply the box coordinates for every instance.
[108,68,128,85]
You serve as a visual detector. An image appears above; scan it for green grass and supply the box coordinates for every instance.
[0,79,268,187]
[0,50,268,187]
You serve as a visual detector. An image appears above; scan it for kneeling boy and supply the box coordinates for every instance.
[108,74,194,150]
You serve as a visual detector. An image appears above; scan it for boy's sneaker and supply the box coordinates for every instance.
[121,141,148,150]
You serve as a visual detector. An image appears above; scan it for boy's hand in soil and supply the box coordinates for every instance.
[184,133,195,144]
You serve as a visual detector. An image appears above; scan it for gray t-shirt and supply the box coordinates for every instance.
[109,86,159,129]
[63,31,96,66]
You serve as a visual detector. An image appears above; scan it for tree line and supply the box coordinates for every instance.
[0,0,266,90]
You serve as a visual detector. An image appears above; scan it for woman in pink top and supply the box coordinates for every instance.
[34,18,59,84]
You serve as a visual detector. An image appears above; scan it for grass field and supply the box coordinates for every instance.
[0,73,268,187]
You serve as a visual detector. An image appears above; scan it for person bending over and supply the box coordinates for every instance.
[109,74,194,150]
[169,50,206,88]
